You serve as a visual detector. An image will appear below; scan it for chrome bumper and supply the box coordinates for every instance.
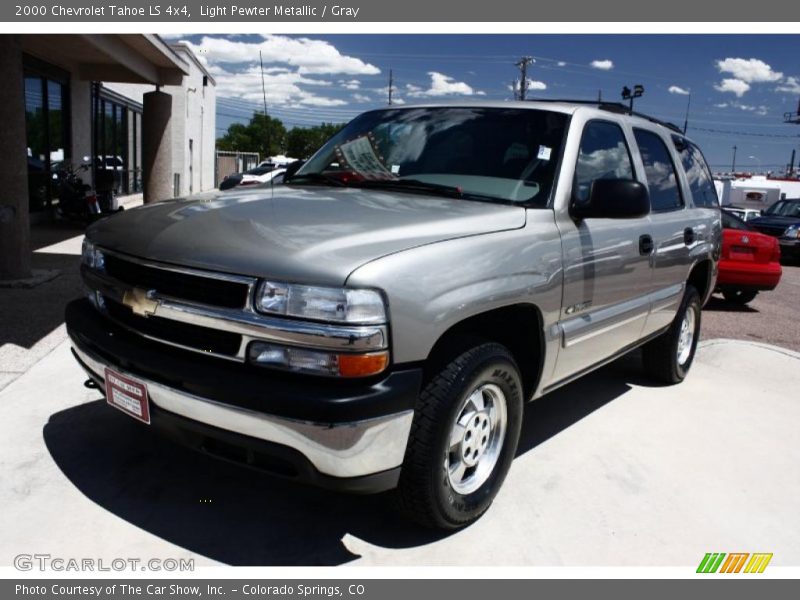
[72,343,413,479]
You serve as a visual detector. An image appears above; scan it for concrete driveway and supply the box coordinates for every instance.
[0,338,798,567]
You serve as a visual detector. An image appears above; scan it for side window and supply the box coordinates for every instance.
[673,136,719,208]
[634,129,683,212]
[573,121,634,203]
[721,211,750,231]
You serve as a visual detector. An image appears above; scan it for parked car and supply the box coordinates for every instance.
[66,101,720,529]
[723,206,760,222]
[715,210,782,304]
[238,167,287,187]
[748,198,800,261]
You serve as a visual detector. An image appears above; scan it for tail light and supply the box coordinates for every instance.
[771,239,781,262]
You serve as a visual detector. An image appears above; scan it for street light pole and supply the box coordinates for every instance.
[621,84,644,111]
[731,145,737,173]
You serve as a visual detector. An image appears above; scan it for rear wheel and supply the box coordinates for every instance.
[642,285,702,384]
[394,342,523,529]
[722,289,758,305]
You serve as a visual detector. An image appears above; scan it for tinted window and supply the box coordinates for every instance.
[673,136,718,208]
[573,121,634,203]
[634,129,682,212]
[722,210,751,231]
[764,200,800,217]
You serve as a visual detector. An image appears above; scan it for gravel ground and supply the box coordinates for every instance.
[701,262,800,352]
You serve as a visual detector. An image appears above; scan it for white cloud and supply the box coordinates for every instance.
[340,79,361,90]
[391,98,406,105]
[183,35,380,76]
[527,80,547,91]
[714,102,728,108]
[714,78,751,97]
[713,100,769,116]
[209,64,346,107]
[557,61,567,67]
[406,72,479,97]
[776,76,800,94]
[590,59,614,71]
[716,57,783,83]
[352,93,372,103]
[668,85,690,95]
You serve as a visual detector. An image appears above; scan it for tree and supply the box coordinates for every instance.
[286,122,345,159]
[216,112,286,157]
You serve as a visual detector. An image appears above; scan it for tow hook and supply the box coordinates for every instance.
[83,379,100,390]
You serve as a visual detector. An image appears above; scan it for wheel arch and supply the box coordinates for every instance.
[423,303,545,401]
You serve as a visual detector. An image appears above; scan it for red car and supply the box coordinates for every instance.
[716,210,782,304]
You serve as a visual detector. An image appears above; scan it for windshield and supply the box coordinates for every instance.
[291,107,568,206]
[764,200,800,217]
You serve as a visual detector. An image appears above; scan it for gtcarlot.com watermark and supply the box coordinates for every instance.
[14,554,194,572]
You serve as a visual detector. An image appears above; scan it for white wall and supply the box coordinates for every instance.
[103,43,216,197]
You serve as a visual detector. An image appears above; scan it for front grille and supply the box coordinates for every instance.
[105,299,242,357]
[103,253,250,309]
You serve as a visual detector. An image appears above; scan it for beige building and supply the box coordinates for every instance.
[0,34,216,281]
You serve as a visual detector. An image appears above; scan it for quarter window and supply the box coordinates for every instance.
[573,121,634,203]
[634,129,683,212]
[673,136,718,208]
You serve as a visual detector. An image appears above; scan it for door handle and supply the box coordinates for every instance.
[639,234,654,256]
[684,227,695,245]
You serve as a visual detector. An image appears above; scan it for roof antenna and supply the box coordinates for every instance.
[259,50,268,116]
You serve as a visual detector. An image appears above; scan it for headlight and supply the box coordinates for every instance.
[80,239,104,270]
[248,342,389,378]
[783,224,800,239]
[255,281,386,324]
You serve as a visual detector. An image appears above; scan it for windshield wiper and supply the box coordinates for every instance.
[355,179,503,202]
[353,178,465,198]
[286,172,348,187]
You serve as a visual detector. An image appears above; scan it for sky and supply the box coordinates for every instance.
[164,34,800,173]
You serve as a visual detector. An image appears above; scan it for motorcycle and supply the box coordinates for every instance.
[56,160,101,223]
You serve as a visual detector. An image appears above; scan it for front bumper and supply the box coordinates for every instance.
[66,299,422,493]
[778,237,800,259]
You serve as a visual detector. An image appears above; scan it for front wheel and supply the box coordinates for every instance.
[642,285,702,384]
[394,342,523,529]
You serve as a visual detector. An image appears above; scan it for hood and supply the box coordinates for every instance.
[750,215,799,226]
[88,186,526,286]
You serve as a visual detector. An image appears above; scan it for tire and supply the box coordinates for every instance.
[722,289,758,305]
[394,342,523,529]
[642,284,702,384]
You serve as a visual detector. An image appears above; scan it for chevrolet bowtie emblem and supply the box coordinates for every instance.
[122,288,160,317]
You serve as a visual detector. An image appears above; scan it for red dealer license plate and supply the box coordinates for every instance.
[104,368,151,424]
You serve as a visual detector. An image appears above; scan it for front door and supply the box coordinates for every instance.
[552,119,654,381]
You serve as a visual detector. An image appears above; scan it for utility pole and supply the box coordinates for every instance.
[515,56,534,101]
[259,49,270,157]
[259,50,268,116]
[683,92,691,134]
[388,69,393,106]
[732,145,737,173]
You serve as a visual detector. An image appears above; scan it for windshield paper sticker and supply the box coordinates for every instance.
[335,135,397,180]
[537,145,552,161]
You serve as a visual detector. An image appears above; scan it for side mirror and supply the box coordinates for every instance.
[570,178,650,220]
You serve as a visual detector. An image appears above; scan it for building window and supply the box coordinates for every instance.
[23,56,70,213]
[93,85,142,196]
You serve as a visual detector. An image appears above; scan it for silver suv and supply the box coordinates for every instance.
[67,102,721,529]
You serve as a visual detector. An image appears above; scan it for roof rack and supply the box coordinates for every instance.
[526,98,685,135]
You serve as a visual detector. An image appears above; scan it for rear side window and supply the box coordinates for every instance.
[634,129,683,212]
[721,211,751,231]
[573,120,634,203]
[673,136,718,208]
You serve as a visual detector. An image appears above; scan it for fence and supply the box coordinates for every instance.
[215,151,260,187]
